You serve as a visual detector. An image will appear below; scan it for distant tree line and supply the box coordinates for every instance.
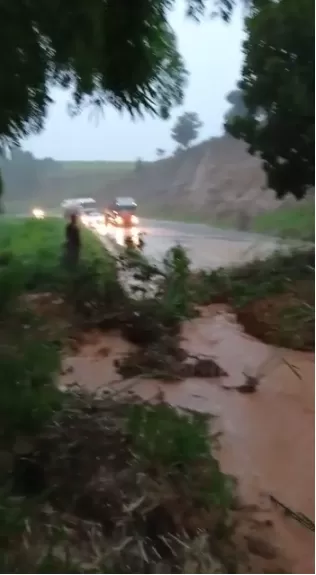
[0,149,61,204]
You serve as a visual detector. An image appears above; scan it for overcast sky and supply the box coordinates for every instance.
[24,2,245,162]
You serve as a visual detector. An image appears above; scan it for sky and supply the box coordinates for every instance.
[24,2,245,162]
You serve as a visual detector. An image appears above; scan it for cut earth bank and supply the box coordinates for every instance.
[60,242,315,574]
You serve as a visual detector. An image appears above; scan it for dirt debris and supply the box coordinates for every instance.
[115,335,227,381]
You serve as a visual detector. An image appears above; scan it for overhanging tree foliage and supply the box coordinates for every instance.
[0,0,187,150]
[0,0,239,150]
[225,0,315,199]
[0,0,240,200]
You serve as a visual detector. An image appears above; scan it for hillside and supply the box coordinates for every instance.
[3,138,313,235]
[94,135,303,227]
[2,157,135,213]
[38,161,135,210]
[60,160,133,176]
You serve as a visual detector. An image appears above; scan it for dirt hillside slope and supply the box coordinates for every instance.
[97,135,298,223]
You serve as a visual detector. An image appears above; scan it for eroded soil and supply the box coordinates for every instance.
[60,305,315,574]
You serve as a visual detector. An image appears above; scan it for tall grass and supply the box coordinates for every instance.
[0,217,118,298]
[252,202,315,240]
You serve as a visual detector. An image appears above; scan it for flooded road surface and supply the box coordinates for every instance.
[96,218,280,269]
[61,306,315,573]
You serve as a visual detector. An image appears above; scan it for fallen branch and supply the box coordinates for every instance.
[269,494,315,532]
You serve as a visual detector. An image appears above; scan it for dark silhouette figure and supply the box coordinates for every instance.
[63,213,81,268]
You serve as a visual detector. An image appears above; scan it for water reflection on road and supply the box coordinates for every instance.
[95,217,280,270]
[96,222,143,249]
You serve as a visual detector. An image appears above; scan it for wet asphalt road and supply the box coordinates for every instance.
[102,217,280,269]
[17,212,281,269]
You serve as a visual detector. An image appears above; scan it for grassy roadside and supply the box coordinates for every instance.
[0,217,313,572]
[192,247,314,350]
[252,202,315,240]
[0,218,243,573]
[139,205,232,228]
[140,201,315,241]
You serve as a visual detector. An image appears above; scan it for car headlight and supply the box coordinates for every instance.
[32,208,45,219]
[131,215,139,224]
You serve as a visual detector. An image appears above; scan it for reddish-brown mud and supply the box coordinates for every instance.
[60,306,315,573]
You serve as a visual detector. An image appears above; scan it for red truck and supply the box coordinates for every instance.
[104,197,139,227]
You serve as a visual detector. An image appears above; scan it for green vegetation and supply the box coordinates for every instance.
[226,0,314,200]
[0,217,117,295]
[193,247,314,350]
[252,202,315,241]
[139,199,315,241]
[1,150,135,214]
[0,216,313,572]
[171,111,203,150]
[0,217,240,573]
[1,0,314,567]
[1,0,195,149]
[138,205,240,229]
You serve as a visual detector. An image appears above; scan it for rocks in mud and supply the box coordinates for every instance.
[115,336,227,382]
[115,338,184,381]
[237,374,260,394]
[181,357,228,378]
[116,296,228,382]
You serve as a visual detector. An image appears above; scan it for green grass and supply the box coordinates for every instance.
[192,246,314,350]
[252,202,315,240]
[4,221,309,572]
[139,205,232,228]
[0,217,121,437]
[0,217,117,294]
[140,200,315,239]
[0,220,240,573]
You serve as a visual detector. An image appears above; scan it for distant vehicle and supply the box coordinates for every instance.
[105,197,138,227]
[32,207,45,219]
[61,198,97,217]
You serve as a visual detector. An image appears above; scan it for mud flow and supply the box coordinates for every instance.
[61,305,315,574]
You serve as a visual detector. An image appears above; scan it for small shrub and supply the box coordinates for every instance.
[0,310,62,438]
[126,402,210,469]
[126,402,234,508]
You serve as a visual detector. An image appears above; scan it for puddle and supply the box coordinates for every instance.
[60,306,315,573]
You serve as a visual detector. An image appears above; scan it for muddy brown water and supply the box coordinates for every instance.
[60,305,315,573]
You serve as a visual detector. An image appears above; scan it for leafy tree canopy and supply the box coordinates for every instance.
[171,111,203,149]
[225,0,315,199]
[0,148,61,203]
[0,0,238,152]
[0,0,186,151]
